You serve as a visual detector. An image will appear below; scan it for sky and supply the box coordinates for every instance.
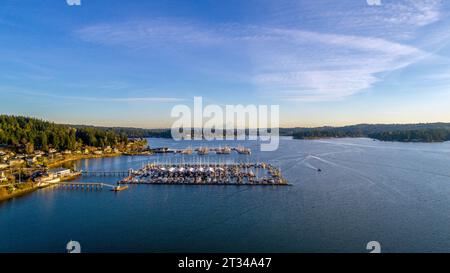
[1,0,450,128]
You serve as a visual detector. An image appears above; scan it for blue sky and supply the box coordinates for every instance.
[1,0,450,128]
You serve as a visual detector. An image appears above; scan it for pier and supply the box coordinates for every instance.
[57,182,115,190]
[80,170,130,177]
[149,146,252,155]
[119,162,289,186]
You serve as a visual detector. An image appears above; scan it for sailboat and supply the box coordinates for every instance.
[181,146,193,154]
[216,146,231,154]
[197,147,209,155]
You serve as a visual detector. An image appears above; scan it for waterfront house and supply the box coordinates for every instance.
[34,150,45,156]
[93,150,103,155]
[63,150,72,155]
[8,158,25,166]
[48,148,57,154]
[34,172,59,184]
[26,156,38,165]
[49,168,71,177]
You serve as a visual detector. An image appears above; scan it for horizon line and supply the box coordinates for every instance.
[3,114,450,130]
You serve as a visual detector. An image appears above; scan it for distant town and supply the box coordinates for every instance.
[0,139,150,201]
[0,115,152,201]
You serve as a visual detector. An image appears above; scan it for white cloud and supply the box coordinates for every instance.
[249,28,429,100]
[0,86,185,103]
[381,0,442,27]
[76,19,227,48]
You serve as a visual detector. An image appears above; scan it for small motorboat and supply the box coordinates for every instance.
[111,185,129,192]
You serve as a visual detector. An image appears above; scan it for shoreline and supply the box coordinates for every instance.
[292,136,450,143]
[0,153,134,203]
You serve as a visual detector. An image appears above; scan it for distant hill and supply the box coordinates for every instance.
[73,123,450,142]
[3,115,449,146]
[291,123,450,142]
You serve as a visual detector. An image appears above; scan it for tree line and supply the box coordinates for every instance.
[71,125,173,138]
[368,129,450,142]
[292,124,450,142]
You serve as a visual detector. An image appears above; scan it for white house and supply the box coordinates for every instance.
[26,156,38,165]
[50,168,71,177]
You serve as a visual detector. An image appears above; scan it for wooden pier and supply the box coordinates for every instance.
[57,182,115,190]
[80,170,130,177]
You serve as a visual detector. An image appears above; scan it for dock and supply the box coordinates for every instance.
[80,170,130,177]
[149,146,252,155]
[119,162,289,186]
[57,182,116,190]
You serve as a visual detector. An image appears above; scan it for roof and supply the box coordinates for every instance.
[50,167,71,173]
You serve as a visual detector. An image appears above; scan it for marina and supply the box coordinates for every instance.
[149,146,251,155]
[119,162,289,186]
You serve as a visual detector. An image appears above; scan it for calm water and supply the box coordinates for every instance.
[1,137,450,253]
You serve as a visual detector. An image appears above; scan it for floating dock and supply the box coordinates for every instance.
[80,170,130,177]
[119,162,289,186]
[57,182,115,190]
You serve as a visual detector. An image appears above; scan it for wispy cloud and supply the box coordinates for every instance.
[0,87,186,103]
[380,0,442,27]
[74,1,444,101]
[249,27,430,100]
[1,59,55,81]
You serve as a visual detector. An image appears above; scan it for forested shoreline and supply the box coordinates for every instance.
[2,115,450,147]
[291,124,450,142]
